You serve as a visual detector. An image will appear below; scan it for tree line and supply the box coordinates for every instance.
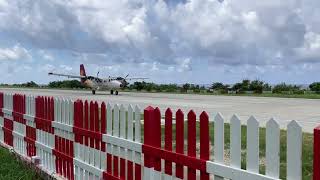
[1,80,320,94]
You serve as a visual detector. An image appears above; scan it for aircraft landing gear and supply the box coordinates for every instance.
[92,90,96,95]
[110,90,119,95]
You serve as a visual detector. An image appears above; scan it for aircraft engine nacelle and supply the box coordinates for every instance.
[110,80,123,89]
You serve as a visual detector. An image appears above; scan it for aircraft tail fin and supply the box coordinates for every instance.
[80,64,86,83]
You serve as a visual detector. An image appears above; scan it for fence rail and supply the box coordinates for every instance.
[0,91,315,180]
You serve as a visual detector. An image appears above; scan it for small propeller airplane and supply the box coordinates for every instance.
[48,64,148,95]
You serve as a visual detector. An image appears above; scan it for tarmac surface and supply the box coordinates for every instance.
[1,88,319,132]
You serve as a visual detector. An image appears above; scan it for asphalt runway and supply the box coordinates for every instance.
[1,88,319,132]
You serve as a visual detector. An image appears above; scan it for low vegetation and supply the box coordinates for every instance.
[0,147,41,179]
[1,80,320,99]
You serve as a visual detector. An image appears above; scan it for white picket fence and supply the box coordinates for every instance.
[205,114,302,180]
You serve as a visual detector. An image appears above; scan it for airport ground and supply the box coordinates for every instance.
[0,87,320,133]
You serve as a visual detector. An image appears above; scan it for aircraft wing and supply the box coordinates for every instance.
[126,77,149,81]
[48,72,86,79]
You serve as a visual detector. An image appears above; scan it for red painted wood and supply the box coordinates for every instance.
[113,156,119,177]
[154,107,162,172]
[0,92,3,110]
[78,100,84,144]
[127,161,133,180]
[200,111,210,180]
[25,125,36,157]
[94,101,100,150]
[74,101,79,143]
[164,108,173,175]
[176,109,184,179]
[314,125,320,180]
[120,158,126,179]
[135,164,141,180]
[143,106,155,168]
[84,100,89,146]
[188,110,197,180]
[107,154,112,174]
[101,102,106,152]
[89,101,95,148]
[102,172,121,180]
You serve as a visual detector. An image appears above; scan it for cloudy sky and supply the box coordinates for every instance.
[0,0,319,84]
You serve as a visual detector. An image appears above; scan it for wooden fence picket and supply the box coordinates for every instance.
[176,109,184,179]
[187,110,196,180]
[247,116,260,173]
[287,120,302,180]
[266,118,280,178]
[230,115,241,168]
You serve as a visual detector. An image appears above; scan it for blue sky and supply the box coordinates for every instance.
[0,0,319,84]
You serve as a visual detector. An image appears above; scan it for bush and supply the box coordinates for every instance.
[309,82,320,92]
[48,80,84,89]
[272,83,301,94]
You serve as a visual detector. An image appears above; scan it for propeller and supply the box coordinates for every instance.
[123,74,130,87]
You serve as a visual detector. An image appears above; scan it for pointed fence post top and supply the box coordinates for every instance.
[288,120,301,130]
[176,109,184,117]
[215,112,224,122]
[188,110,196,118]
[200,111,208,120]
[248,116,259,125]
[266,118,279,129]
[128,104,133,111]
[165,108,172,116]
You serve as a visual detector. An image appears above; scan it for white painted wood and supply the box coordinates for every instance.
[214,113,224,163]
[69,100,74,126]
[102,135,142,153]
[134,105,142,168]
[214,113,225,180]
[113,104,120,137]
[73,158,104,178]
[230,114,241,168]
[113,104,120,176]
[134,105,141,143]
[107,103,112,135]
[206,161,277,180]
[54,98,58,122]
[143,167,154,180]
[119,105,126,168]
[65,99,70,125]
[128,105,133,141]
[266,118,280,178]
[127,105,134,164]
[120,105,126,139]
[287,120,302,180]
[247,116,259,173]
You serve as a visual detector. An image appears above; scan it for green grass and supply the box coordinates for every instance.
[141,122,313,180]
[0,147,41,180]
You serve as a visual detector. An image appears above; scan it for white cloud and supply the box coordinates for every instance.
[0,44,31,61]
[0,0,320,83]
[38,50,54,61]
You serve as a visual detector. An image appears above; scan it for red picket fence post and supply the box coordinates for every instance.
[176,109,184,179]
[314,125,320,180]
[143,106,155,169]
[200,111,210,180]
[164,108,173,176]
[0,92,3,115]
